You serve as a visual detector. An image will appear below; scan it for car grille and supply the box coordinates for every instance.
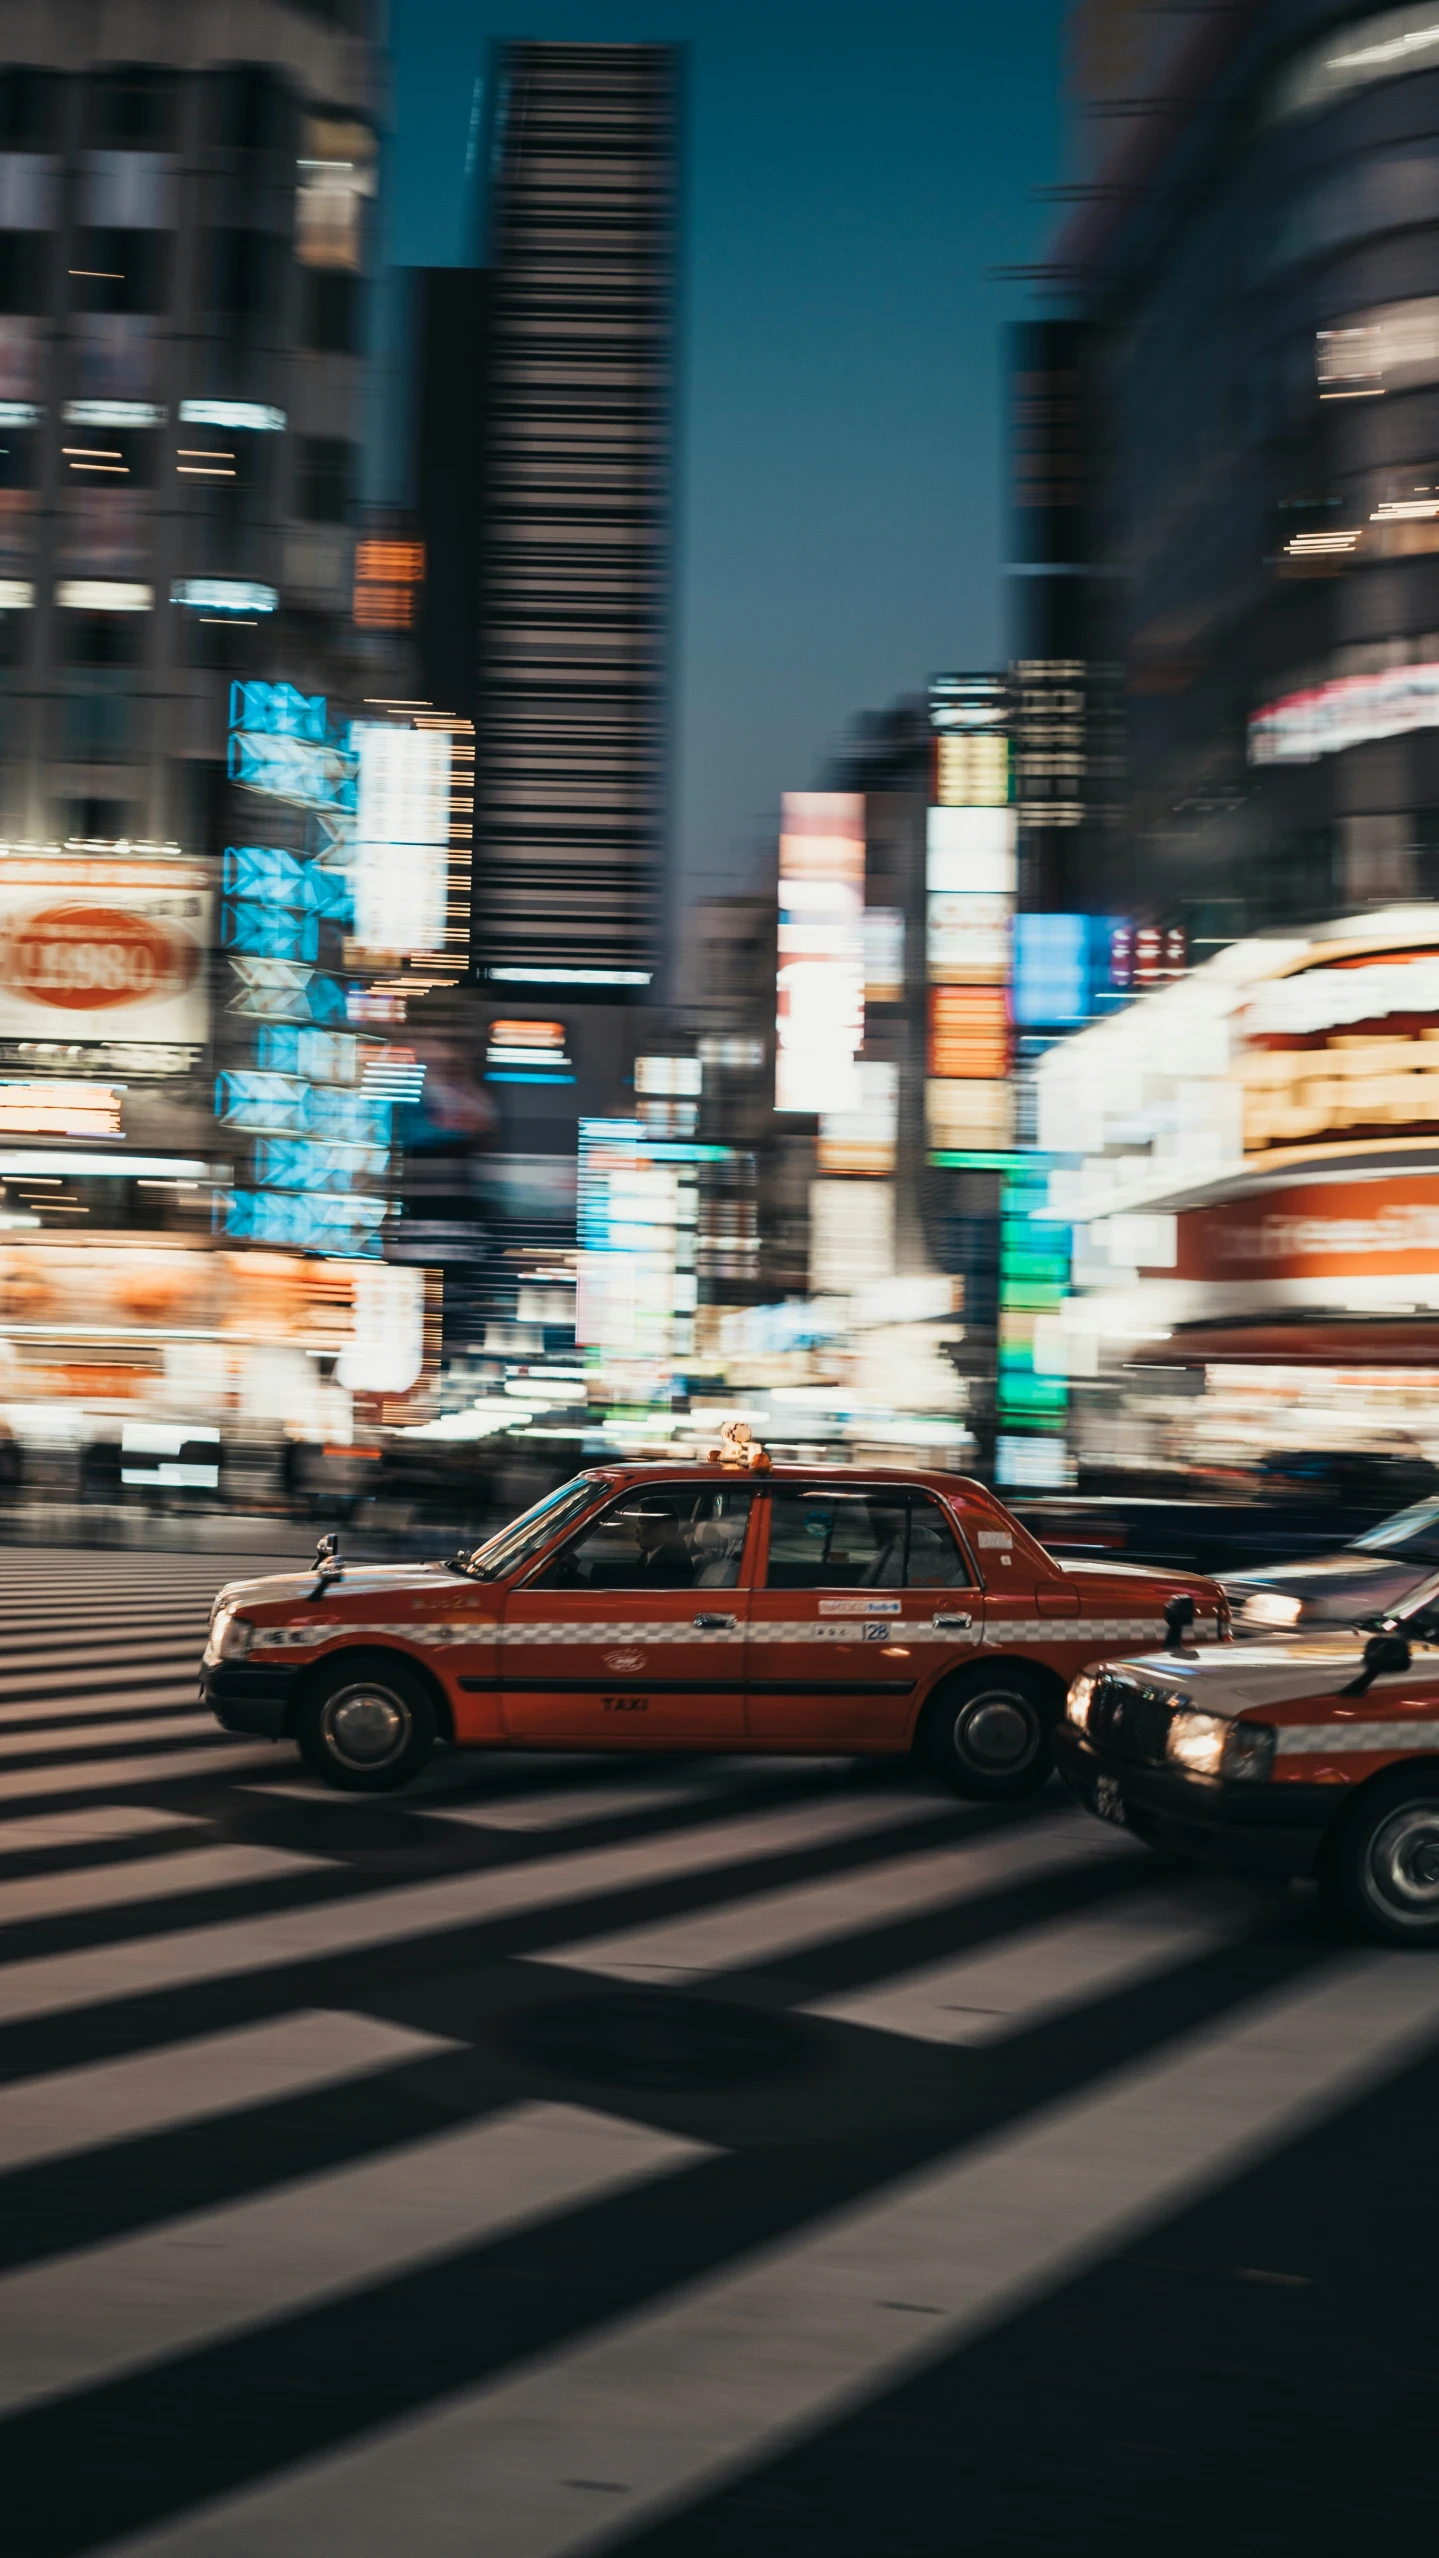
[1087,1674,1174,1767]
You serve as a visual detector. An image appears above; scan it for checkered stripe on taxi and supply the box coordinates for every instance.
[1275,1720,1439,1755]
[249,1620,494,1653]
[247,1610,1204,1655]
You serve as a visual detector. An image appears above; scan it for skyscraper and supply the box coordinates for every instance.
[472,40,680,991]
[0,16,383,855]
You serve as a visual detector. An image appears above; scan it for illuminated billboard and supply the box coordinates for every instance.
[817,1061,898,1175]
[928,894,1011,985]
[775,792,864,1115]
[351,722,452,955]
[0,858,211,1048]
[926,806,1017,897]
[928,984,1010,1080]
[1241,940,1439,1156]
[1249,661,1439,763]
[577,1119,721,1366]
[935,732,1010,809]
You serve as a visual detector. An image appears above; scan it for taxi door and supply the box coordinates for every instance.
[499,1481,755,1747]
[746,1485,985,1747]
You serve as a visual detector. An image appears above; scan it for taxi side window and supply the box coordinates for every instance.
[764,1491,972,1590]
[531,1487,754,1593]
[906,1497,973,1586]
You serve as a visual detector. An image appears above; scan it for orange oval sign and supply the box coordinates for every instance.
[1,905,198,1012]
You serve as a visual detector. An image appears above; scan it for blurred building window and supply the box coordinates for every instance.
[302,269,363,354]
[87,73,178,149]
[65,613,142,667]
[1275,4,1439,122]
[64,684,130,756]
[0,234,49,316]
[205,228,279,321]
[213,66,288,154]
[0,151,59,228]
[353,534,423,628]
[298,437,355,524]
[0,424,35,488]
[295,118,376,272]
[0,70,59,145]
[71,230,169,316]
[61,425,157,488]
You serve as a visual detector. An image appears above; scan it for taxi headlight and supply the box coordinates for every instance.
[207,1606,253,1663]
[1166,1708,1227,1776]
[1240,1591,1302,1629]
[1166,1709,1277,1780]
[1066,1672,1097,1733]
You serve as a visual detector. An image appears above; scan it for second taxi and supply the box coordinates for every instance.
[202,1453,1229,1797]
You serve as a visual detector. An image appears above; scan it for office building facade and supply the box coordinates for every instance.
[0,9,382,855]
[1037,0,1439,941]
[471,39,679,990]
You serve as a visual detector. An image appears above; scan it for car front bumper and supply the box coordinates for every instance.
[201,1662,301,1741]
[1052,1723,1336,1879]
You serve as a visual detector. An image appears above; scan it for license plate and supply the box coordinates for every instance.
[1094,1775,1127,1827]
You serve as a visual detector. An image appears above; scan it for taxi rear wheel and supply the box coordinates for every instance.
[296,1656,437,1793]
[918,1665,1057,1801]
[1322,1772,1439,1945]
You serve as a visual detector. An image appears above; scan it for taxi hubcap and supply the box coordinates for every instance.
[956,1693,1037,1772]
[322,1686,410,1769]
[1369,1805,1439,1914]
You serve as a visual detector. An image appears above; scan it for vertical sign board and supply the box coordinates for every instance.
[775,793,865,1116]
[351,722,453,957]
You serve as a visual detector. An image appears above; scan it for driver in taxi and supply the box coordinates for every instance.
[632,1501,697,1588]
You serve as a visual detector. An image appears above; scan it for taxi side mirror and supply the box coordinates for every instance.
[1164,1592,1196,1651]
[1343,1632,1412,1697]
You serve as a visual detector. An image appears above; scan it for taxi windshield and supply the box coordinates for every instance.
[1349,1498,1439,1562]
[464,1475,603,1583]
[1362,1565,1439,1638]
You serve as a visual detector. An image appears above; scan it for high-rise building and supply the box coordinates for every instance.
[0,17,383,854]
[0,11,411,1476]
[1027,0,1439,939]
[471,40,679,991]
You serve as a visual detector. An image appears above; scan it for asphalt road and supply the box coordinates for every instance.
[2,1544,1437,2557]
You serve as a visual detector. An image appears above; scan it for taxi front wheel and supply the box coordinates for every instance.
[296,1655,438,1793]
[1321,1773,1439,1945]
[918,1666,1056,1801]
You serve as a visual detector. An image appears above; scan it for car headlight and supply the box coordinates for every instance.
[1166,1708,1228,1775]
[1166,1709,1275,1780]
[1239,1591,1302,1629]
[206,1605,253,1663]
[1066,1671,1097,1733]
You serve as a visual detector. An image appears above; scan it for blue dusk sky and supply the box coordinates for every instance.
[387,1,1068,896]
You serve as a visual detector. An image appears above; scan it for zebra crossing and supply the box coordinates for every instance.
[1,1544,1436,2556]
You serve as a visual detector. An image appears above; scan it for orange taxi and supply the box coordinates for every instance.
[202,1439,1229,1798]
[1056,1576,1439,1941]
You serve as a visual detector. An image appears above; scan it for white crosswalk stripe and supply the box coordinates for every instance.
[805,1876,1268,2044]
[0,1741,282,1806]
[532,1813,1138,1985]
[0,1789,954,2027]
[0,1805,202,1857]
[0,1842,329,1928]
[0,2102,710,2417]
[0,1714,220,1760]
[0,2009,460,2175]
[419,1779,720,1831]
